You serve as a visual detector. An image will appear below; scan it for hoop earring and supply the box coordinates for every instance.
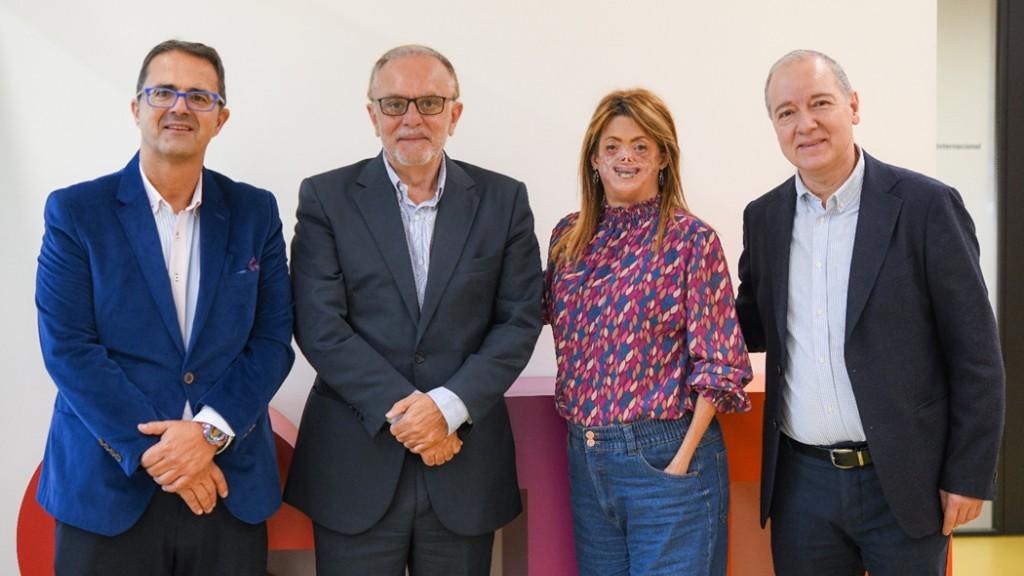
[592,170,600,185]
[658,169,665,188]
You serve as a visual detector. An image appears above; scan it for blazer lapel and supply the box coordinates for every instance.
[353,156,420,325]
[768,182,797,357]
[187,169,229,353]
[846,154,902,338]
[114,154,185,355]
[416,158,479,343]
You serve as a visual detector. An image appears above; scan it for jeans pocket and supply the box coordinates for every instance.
[637,440,700,481]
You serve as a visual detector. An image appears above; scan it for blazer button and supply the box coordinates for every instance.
[183,372,195,385]
[776,365,783,375]
[414,352,426,365]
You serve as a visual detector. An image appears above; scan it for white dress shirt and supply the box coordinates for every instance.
[140,165,233,438]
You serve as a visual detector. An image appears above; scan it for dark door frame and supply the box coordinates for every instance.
[996,0,1023,535]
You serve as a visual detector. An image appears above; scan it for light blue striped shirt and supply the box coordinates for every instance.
[140,165,233,437]
[781,148,866,445]
[386,157,446,307]
[383,155,470,435]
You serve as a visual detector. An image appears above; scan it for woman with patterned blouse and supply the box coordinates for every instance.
[544,89,752,575]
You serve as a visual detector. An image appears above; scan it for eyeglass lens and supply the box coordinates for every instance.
[145,88,219,111]
[378,96,447,116]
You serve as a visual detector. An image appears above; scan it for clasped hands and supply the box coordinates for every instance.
[386,393,462,466]
[138,420,228,516]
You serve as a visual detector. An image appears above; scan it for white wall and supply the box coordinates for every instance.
[938,0,997,309]
[0,0,940,571]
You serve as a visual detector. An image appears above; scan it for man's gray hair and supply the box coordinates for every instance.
[764,49,853,113]
[367,44,460,100]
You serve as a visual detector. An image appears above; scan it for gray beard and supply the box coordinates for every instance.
[390,147,440,168]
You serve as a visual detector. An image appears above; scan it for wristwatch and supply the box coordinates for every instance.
[201,422,231,454]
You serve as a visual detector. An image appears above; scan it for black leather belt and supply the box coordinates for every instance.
[787,436,872,470]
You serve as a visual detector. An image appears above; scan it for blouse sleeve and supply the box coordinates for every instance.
[542,214,577,326]
[683,228,753,413]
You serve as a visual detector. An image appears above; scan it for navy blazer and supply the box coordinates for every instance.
[284,154,543,536]
[736,152,1005,538]
[36,154,295,536]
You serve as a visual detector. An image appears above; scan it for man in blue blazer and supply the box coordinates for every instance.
[284,45,543,575]
[35,40,294,575]
[737,50,1005,575]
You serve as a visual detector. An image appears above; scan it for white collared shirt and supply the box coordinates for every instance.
[140,165,233,437]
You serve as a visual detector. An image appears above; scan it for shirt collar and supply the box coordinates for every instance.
[139,163,203,215]
[794,145,865,212]
[383,152,447,208]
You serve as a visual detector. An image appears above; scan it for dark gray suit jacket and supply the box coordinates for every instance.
[284,154,542,536]
[736,152,1005,538]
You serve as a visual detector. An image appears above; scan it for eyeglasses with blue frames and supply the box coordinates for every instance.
[137,87,225,112]
[375,96,452,116]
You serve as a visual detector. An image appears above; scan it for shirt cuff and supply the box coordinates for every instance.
[192,405,236,437]
[427,387,471,436]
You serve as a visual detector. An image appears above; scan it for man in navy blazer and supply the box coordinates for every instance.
[736,50,1005,575]
[35,40,294,574]
[284,45,542,575]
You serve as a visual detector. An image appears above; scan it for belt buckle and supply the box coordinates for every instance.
[829,448,859,470]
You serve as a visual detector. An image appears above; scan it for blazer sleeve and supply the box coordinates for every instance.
[195,192,296,441]
[441,182,543,423]
[736,204,767,353]
[36,191,161,477]
[925,187,1005,499]
[291,177,418,437]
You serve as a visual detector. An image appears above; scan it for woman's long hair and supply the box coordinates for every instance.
[550,89,689,264]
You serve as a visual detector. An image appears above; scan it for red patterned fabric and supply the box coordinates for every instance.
[544,196,752,426]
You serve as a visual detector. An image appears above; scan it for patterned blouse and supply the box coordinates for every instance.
[544,196,752,426]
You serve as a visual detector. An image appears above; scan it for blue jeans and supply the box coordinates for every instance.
[567,416,729,576]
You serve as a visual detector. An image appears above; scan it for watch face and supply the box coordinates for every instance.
[202,423,226,445]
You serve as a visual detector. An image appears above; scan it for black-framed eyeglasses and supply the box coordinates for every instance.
[375,96,451,116]
[137,87,225,112]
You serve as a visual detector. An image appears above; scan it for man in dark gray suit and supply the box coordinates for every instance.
[284,44,543,575]
[736,50,1005,575]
